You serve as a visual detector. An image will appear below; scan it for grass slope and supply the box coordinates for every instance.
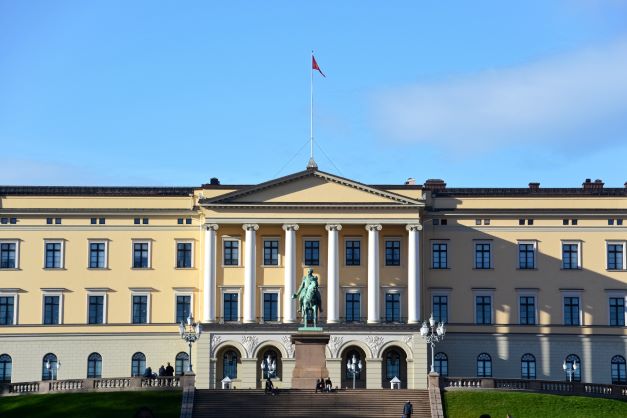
[443,390,627,418]
[0,390,181,418]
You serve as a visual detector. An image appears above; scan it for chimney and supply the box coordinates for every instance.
[209,177,220,185]
[528,182,540,191]
[582,178,603,192]
[405,177,416,185]
[424,179,446,192]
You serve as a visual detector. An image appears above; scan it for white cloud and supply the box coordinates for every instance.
[372,38,627,153]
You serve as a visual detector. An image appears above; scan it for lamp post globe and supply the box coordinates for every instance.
[420,313,446,374]
[179,313,201,373]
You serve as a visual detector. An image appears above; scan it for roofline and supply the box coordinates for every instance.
[0,186,195,197]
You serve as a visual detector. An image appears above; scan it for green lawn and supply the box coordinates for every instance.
[0,390,181,418]
[443,390,627,418]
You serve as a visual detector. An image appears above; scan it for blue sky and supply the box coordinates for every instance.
[1,1,627,187]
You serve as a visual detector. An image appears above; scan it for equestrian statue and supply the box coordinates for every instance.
[293,268,323,328]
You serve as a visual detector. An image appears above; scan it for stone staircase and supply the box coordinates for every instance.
[192,389,432,418]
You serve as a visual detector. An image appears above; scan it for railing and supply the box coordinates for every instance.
[440,376,627,399]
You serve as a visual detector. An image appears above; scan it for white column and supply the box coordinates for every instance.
[366,224,382,324]
[242,223,259,323]
[406,223,423,324]
[282,223,299,323]
[203,224,219,323]
[325,224,342,324]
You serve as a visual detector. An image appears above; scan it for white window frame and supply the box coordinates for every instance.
[174,291,194,323]
[41,292,63,325]
[0,240,20,270]
[0,292,18,325]
[605,241,626,271]
[260,287,282,322]
[561,240,582,270]
[383,287,403,322]
[517,240,537,270]
[86,292,108,324]
[87,239,109,269]
[561,290,583,326]
[383,236,403,267]
[220,287,242,323]
[302,236,321,267]
[431,240,449,269]
[175,239,195,269]
[430,288,452,323]
[342,286,363,322]
[131,239,152,269]
[261,237,281,267]
[222,237,241,267]
[343,237,362,267]
[130,291,151,324]
[606,290,627,327]
[516,289,539,325]
[472,289,495,325]
[473,240,493,269]
[43,239,65,269]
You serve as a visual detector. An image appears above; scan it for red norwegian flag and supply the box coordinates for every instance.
[312,55,325,77]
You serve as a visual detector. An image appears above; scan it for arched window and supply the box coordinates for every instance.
[42,353,58,381]
[564,354,581,382]
[434,352,448,376]
[131,352,146,377]
[260,349,279,379]
[345,349,362,380]
[521,353,536,379]
[87,353,102,378]
[175,352,189,376]
[0,354,12,383]
[476,353,492,377]
[385,350,401,380]
[223,350,238,379]
[611,355,626,384]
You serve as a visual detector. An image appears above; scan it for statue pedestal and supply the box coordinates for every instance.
[290,333,330,389]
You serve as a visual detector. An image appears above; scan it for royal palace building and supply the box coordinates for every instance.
[0,166,626,389]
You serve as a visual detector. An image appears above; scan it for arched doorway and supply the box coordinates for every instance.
[341,346,367,389]
[215,346,242,388]
[381,346,407,388]
[256,346,282,388]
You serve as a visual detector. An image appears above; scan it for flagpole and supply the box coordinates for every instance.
[310,50,314,161]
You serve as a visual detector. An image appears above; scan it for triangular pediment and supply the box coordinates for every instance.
[200,169,423,206]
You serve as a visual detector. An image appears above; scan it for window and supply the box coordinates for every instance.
[223,240,239,266]
[176,295,191,323]
[563,296,580,326]
[385,240,401,266]
[43,295,60,324]
[131,352,146,377]
[385,350,401,380]
[345,240,361,266]
[619,219,624,226]
[88,295,105,324]
[223,350,238,379]
[177,218,184,225]
[0,242,17,269]
[99,217,105,224]
[132,295,149,324]
[518,243,535,269]
[186,218,192,225]
[261,349,279,379]
[344,350,362,380]
[385,292,401,322]
[90,218,97,224]
[44,241,63,269]
[608,219,614,225]
[562,243,580,269]
[175,352,189,376]
[87,353,102,378]
[89,242,106,269]
[475,295,492,325]
[572,219,578,225]
[433,295,448,323]
[434,353,448,376]
[176,242,193,268]
[519,296,536,325]
[42,353,58,381]
[55,218,61,225]
[432,243,448,269]
[609,297,625,326]
[0,354,11,383]
[474,243,491,269]
[607,243,624,270]
[0,296,15,325]
[345,292,361,322]
[142,218,149,225]
[564,354,581,382]
[263,240,279,266]
[433,219,440,226]
[304,240,320,265]
[611,355,626,384]
[476,353,492,377]
[521,353,536,379]
[134,218,140,225]
[263,292,278,321]
[132,241,150,268]
[223,293,238,321]
[47,217,53,224]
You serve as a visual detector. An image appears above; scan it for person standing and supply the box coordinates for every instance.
[403,400,413,418]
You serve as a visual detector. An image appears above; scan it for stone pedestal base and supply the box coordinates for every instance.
[290,333,330,389]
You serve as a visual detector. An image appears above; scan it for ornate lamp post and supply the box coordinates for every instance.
[178,314,201,373]
[346,354,362,389]
[563,360,578,382]
[45,359,61,381]
[420,314,446,374]
[260,354,277,379]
